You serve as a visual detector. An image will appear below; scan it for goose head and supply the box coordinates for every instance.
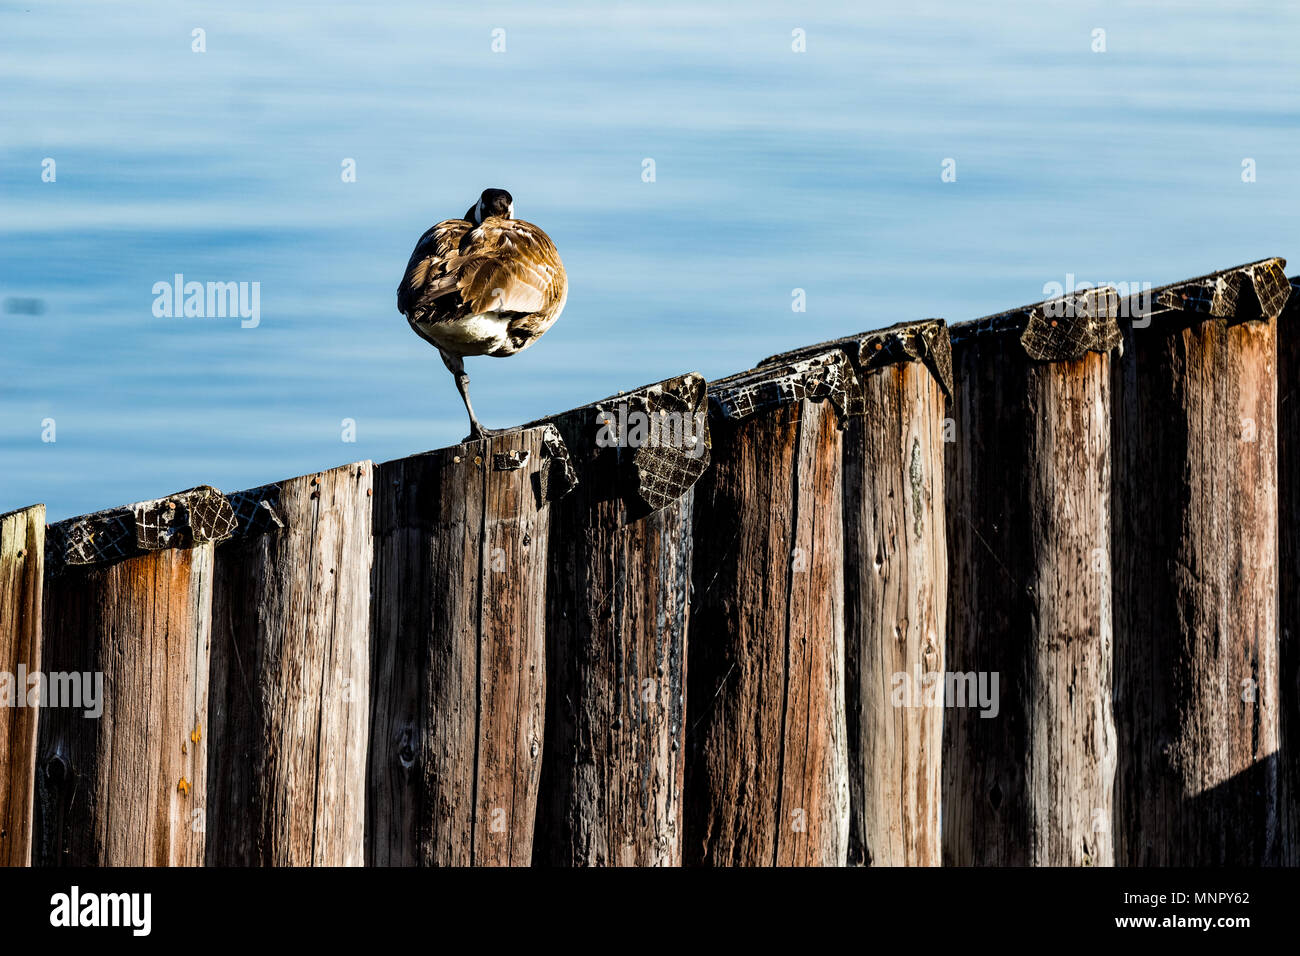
[466,187,514,224]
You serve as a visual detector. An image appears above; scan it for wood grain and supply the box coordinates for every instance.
[686,390,849,866]
[0,504,43,866]
[1279,276,1300,864]
[534,376,706,866]
[1112,312,1280,864]
[945,331,1116,866]
[845,363,946,866]
[368,427,564,866]
[35,546,212,866]
[207,462,373,865]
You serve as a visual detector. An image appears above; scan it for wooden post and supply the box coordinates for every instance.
[206,462,373,866]
[763,320,952,866]
[685,352,855,866]
[532,373,710,867]
[1112,258,1289,865]
[35,487,235,866]
[1280,274,1300,865]
[368,426,575,866]
[0,504,44,866]
[944,289,1119,866]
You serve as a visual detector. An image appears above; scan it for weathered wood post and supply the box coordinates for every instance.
[1112,258,1289,865]
[763,320,952,866]
[368,426,575,866]
[533,374,710,866]
[0,504,44,866]
[35,487,234,866]
[1279,274,1300,865]
[206,463,373,866]
[685,352,856,866]
[944,288,1119,866]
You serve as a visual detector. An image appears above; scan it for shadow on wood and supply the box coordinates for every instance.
[944,289,1119,866]
[1113,258,1288,865]
[1279,274,1300,865]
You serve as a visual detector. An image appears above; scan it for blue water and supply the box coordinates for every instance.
[3,0,1298,520]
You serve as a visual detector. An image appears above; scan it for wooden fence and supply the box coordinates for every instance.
[0,257,1294,866]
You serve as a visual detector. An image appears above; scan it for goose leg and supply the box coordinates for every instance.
[440,349,494,442]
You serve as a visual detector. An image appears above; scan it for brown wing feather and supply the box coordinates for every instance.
[396,219,473,318]
[397,217,566,339]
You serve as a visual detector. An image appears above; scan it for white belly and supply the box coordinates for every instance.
[422,312,512,356]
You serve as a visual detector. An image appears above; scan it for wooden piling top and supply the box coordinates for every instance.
[1120,257,1290,329]
[46,485,237,570]
[527,372,709,512]
[949,287,1121,361]
[380,424,578,509]
[45,461,381,571]
[1,503,44,522]
[760,318,953,398]
[221,460,375,537]
[709,349,864,423]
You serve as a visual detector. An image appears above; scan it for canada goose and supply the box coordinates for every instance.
[397,187,568,441]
